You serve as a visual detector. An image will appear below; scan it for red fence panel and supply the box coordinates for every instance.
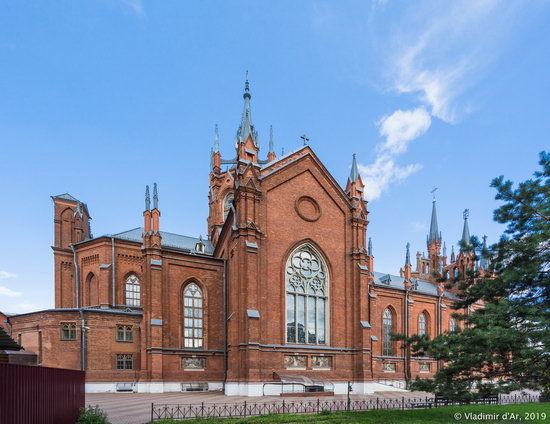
[0,363,85,424]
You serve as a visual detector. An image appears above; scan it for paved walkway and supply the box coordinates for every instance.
[86,390,432,424]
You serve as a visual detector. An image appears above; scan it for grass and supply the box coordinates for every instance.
[155,402,549,423]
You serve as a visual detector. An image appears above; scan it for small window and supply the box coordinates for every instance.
[419,363,431,372]
[60,323,77,341]
[116,325,133,342]
[223,192,234,221]
[182,356,206,370]
[116,354,133,370]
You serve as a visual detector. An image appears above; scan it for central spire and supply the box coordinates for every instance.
[236,72,258,147]
[461,209,471,248]
[428,199,440,243]
[350,153,360,182]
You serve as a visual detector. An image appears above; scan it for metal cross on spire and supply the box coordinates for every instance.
[300,134,309,146]
[463,209,469,220]
[431,187,438,201]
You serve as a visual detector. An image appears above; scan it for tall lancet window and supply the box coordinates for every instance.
[450,318,457,334]
[183,283,203,348]
[223,192,234,221]
[418,312,428,337]
[383,308,394,356]
[125,274,140,307]
[286,245,328,345]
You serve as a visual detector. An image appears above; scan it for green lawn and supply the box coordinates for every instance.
[155,402,549,424]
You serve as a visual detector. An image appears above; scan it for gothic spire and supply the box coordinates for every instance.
[145,185,151,211]
[236,73,258,147]
[428,198,440,244]
[461,209,471,248]
[443,241,447,257]
[368,237,373,256]
[269,125,274,153]
[451,245,456,262]
[405,242,411,266]
[350,153,360,182]
[213,124,220,153]
[153,183,158,210]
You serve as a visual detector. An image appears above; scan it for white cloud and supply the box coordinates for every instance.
[0,302,43,314]
[121,0,145,17]
[358,155,422,201]
[0,271,17,279]
[388,0,522,123]
[378,107,431,154]
[0,286,23,297]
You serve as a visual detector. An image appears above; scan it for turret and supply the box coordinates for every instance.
[211,125,221,173]
[236,76,259,163]
[427,197,442,271]
[267,125,276,162]
[404,242,412,281]
[345,154,365,199]
[460,209,471,250]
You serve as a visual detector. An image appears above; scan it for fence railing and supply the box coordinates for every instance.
[151,393,543,421]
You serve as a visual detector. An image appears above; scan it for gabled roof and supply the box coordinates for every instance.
[259,145,353,209]
[111,228,214,255]
[372,271,459,300]
[52,193,79,202]
[0,326,21,351]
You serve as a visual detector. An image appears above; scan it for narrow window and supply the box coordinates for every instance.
[418,312,428,337]
[183,283,203,348]
[125,274,141,307]
[383,308,393,356]
[450,318,457,334]
[223,192,234,221]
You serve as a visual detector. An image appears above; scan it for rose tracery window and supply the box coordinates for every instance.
[286,245,327,345]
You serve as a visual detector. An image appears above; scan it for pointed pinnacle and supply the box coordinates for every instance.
[145,185,151,211]
[153,183,158,210]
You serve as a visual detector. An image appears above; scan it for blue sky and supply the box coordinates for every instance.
[0,0,549,313]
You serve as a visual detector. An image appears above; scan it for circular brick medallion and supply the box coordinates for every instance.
[295,196,321,222]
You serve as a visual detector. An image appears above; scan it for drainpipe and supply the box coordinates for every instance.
[404,290,409,385]
[79,309,87,371]
[71,244,80,308]
[222,258,228,391]
[437,295,442,372]
[111,237,116,308]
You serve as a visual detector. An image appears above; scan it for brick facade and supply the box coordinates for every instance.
[6,81,485,395]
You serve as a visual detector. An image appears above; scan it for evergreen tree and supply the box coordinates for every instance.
[407,152,550,400]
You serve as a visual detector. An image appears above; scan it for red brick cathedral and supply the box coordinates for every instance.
[6,81,487,395]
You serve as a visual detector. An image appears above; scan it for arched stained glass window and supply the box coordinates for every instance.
[223,192,234,221]
[125,274,140,307]
[418,312,427,337]
[383,308,394,356]
[286,245,328,345]
[184,283,203,348]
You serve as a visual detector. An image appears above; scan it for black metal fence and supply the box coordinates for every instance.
[151,393,543,421]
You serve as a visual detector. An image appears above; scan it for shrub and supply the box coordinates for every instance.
[77,405,111,424]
